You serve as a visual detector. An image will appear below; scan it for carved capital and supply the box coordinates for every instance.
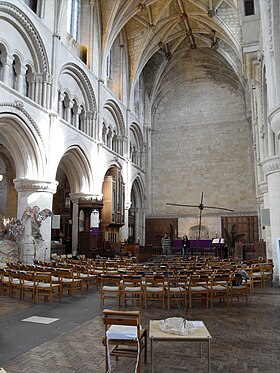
[269,106,280,137]
[259,180,268,194]
[260,156,280,176]
[14,178,58,194]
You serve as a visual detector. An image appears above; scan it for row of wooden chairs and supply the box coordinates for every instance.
[99,271,250,310]
[0,264,99,302]
[0,270,61,303]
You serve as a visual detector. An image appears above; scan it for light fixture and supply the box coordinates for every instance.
[0,174,3,182]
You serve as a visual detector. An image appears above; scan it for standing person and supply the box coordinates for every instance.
[182,235,190,259]
[161,233,172,255]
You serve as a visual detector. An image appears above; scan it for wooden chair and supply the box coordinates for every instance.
[8,270,22,300]
[35,272,62,304]
[21,271,36,302]
[100,274,122,308]
[251,264,263,288]
[143,275,165,309]
[58,268,83,296]
[229,272,248,304]
[121,275,143,309]
[262,263,273,286]
[188,274,209,309]
[166,275,188,310]
[103,309,147,373]
[0,269,10,296]
[209,273,230,307]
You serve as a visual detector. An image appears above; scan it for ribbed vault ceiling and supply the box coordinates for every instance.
[101,0,242,86]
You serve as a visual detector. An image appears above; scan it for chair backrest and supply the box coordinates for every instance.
[103,309,141,339]
[100,274,121,286]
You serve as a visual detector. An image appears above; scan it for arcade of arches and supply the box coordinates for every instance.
[1,1,280,283]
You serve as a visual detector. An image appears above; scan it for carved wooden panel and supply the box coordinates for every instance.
[145,218,178,246]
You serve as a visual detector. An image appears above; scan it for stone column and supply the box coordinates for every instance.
[16,65,27,95]
[69,193,81,256]
[2,55,13,85]
[14,179,58,263]
[261,157,280,284]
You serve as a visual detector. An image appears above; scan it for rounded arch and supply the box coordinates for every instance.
[103,99,125,136]
[59,63,97,112]
[57,146,94,194]
[0,2,49,73]
[0,108,46,179]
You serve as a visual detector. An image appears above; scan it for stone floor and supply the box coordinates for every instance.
[0,285,280,373]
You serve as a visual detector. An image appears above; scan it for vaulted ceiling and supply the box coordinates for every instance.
[100,0,242,89]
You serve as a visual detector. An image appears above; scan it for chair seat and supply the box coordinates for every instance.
[106,325,141,341]
[37,282,51,288]
[168,287,185,292]
[103,285,119,291]
[211,285,227,291]
[124,286,142,292]
[146,286,164,292]
[190,285,207,292]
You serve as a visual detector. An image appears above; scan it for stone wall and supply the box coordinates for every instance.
[150,49,257,225]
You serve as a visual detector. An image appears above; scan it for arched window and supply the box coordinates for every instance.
[24,0,38,13]
[106,49,112,79]
[112,131,118,152]
[12,55,20,90]
[24,65,33,98]
[79,106,85,131]
[102,123,107,143]
[107,127,112,148]
[67,0,80,41]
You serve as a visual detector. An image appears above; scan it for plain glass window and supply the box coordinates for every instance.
[67,0,80,41]
[244,0,255,16]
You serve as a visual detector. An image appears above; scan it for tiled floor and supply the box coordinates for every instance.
[1,285,280,372]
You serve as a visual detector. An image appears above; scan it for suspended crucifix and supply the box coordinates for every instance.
[167,192,234,241]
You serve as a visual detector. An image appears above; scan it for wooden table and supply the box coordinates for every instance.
[149,320,212,372]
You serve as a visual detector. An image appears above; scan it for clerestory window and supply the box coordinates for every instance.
[67,0,80,41]
[244,0,255,16]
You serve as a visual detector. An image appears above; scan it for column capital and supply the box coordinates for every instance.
[260,156,280,176]
[259,180,268,194]
[13,178,58,194]
[269,106,280,137]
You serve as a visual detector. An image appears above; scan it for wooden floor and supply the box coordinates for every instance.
[1,285,280,373]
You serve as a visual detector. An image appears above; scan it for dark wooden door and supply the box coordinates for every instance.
[145,218,178,246]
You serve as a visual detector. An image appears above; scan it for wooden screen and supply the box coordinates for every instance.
[221,215,259,244]
[145,218,178,247]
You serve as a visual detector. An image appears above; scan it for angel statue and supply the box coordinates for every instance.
[22,206,53,241]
